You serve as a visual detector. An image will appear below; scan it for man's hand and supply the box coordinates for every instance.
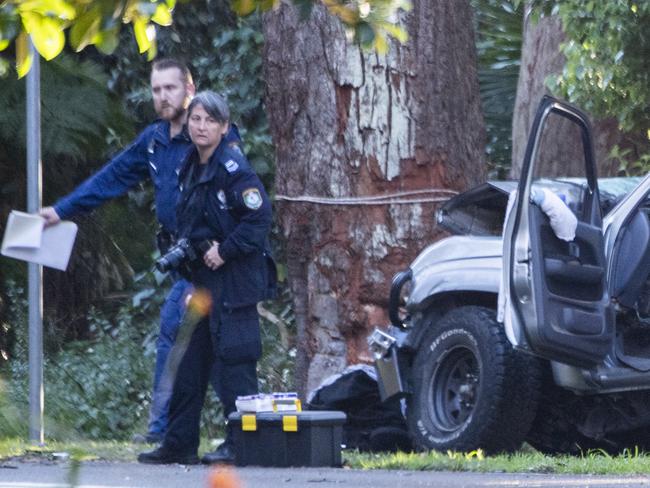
[204,241,225,271]
[39,207,61,227]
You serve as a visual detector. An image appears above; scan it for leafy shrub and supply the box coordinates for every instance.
[257,288,296,394]
[537,0,650,175]
[473,0,524,177]
[3,275,159,440]
[1,272,296,440]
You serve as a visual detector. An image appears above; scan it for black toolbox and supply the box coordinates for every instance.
[229,410,346,467]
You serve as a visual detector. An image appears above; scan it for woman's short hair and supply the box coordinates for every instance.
[188,91,230,124]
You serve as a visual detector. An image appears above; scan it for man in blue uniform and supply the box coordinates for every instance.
[39,59,240,444]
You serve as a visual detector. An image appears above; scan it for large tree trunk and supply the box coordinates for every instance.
[263,1,486,395]
[511,8,630,178]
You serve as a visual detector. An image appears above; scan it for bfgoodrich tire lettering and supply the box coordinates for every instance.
[407,306,542,453]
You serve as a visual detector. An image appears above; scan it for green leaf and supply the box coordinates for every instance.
[0,39,9,51]
[258,0,277,10]
[356,22,375,46]
[94,25,119,54]
[232,0,256,16]
[381,22,408,43]
[17,0,76,19]
[15,31,32,78]
[19,9,39,32]
[22,13,64,60]
[374,31,388,54]
[151,3,172,26]
[69,8,101,52]
[35,17,65,60]
[132,18,151,53]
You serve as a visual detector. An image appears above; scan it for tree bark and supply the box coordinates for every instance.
[263,1,486,395]
[511,8,630,178]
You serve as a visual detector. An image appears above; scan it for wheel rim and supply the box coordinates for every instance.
[428,346,480,433]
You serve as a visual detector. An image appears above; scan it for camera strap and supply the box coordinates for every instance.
[156,227,175,255]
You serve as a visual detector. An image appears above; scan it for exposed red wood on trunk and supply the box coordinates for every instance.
[335,84,352,141]
[264,0,486,395]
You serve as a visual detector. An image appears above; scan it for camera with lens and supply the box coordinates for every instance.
[155,238,212,274]
[155,238,197,273]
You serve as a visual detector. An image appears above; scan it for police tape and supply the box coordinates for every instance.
[273,189,458,205]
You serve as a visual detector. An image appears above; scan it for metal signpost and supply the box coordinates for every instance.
[26,40,44,445]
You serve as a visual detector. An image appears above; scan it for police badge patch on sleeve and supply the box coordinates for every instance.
[242,188,263,210]
[225,160,239,173]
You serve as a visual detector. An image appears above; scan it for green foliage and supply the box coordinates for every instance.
[609,144,650,177]
[473,0,524,177]
[0,0,410,78]
[3,276,159,440]
[102,2,274,183]
[0,0,175,76]
[257,290,297,394]
[1,0,293,443]
[0,54,135,267]
[228,0,411,54]
[194,15,273,179]
[0,54,132,162]
[1,271,224,440]
[545,1,649,136]
[0,378,23,437]
[1,271,296,440]
[523,1,650,175]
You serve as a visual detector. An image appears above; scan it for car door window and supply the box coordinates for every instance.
[532,111,588,219]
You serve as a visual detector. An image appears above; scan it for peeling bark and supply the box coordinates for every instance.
[263,1,485,395]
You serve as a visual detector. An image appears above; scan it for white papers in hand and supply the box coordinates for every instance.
[1,210,78,271]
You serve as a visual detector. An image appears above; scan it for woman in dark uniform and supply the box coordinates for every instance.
[139,91,276,465]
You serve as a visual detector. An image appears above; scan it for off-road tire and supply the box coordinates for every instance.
[407,306,542,454]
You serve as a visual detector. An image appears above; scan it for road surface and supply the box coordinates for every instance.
[1,461,650,488]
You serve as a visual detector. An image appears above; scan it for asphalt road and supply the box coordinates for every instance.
[1,461,650,488]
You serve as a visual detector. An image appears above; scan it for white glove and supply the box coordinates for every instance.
[531,188,577,241]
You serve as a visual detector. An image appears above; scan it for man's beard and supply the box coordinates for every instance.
[157,103,185,122]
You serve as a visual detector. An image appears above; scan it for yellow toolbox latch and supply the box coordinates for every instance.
[242,414,257,431]
[282,415,298,432]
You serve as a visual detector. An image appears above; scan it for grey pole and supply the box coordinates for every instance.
[26,39,44,445]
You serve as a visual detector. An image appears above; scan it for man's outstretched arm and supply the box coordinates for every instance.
[41,128,153,223]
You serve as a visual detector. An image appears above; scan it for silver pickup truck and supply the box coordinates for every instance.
[370,96,650,454]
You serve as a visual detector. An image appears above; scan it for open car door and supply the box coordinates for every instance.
[505,96,614,367]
